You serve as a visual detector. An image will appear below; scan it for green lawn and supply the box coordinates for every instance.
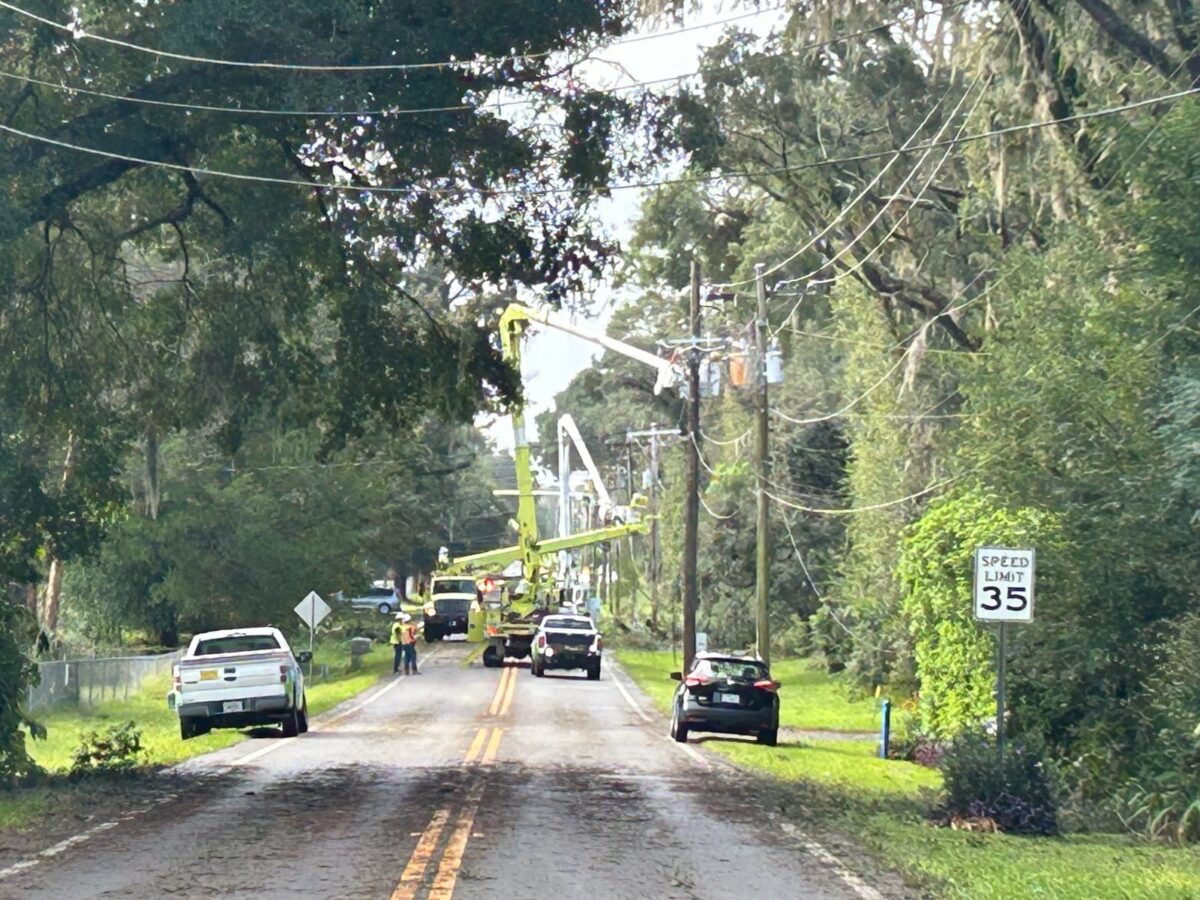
[26,640,392,773]
[716,738,940,801]
[615,649,1200,900]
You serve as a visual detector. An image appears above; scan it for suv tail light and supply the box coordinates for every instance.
[593,636,603,652]
[172,665,181,692]
[684,675,706,688]
[753,679,778,692]
[537,634,546,649]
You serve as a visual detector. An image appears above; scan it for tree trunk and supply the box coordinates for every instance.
[1069,0,1182,83]
[39,432,77,638]
[144,426,160,520]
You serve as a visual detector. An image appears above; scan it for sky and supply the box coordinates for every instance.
[480,2,788,452]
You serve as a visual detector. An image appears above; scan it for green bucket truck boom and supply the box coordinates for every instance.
[441,302,679,667]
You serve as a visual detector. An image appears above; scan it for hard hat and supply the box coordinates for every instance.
[394,613,404,620]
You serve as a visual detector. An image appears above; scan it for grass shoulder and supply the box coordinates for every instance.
[0,641,394,834]
[614,648,1200,900]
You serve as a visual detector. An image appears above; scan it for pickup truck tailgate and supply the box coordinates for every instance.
[179,651,288,704]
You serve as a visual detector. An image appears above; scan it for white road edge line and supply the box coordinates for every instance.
[778,822,887,900]
[613,656,885,900]
[608,666,652,723]
[606,661,715,770]
[0,799,176,882]
[0,647,451,881]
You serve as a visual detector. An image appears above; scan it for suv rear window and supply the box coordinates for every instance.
[195,635,281,655]
[692,659,767,681]
[542,617,593,630]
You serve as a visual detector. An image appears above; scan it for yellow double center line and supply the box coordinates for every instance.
[486,665,517,718]
[392,664,515,900]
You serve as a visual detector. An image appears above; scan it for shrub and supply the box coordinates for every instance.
[1120,613,1200,843]
[69,721,143,778]
[935,731,1060,835]
[897,489,1064,739]
[0,601,44,784]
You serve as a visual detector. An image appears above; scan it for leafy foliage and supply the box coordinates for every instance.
[68,722,144,779]
[1121,614,1200,843]
[898,489,1063,739]
[936,732,1060,836]
[0,602,44,784]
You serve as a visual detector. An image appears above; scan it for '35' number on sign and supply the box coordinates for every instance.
[980,585,1028,612]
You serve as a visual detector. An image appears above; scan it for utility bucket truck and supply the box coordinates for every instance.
[440,302,679,667]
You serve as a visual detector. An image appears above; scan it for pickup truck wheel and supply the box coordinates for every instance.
[586,662,601,681]
[298,697,309,734]
[281,706,301,737]
[377,603,392,615]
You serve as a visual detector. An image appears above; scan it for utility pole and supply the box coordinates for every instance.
[649,428,661,631]
[754,263,771,666]
[682,258,701,672]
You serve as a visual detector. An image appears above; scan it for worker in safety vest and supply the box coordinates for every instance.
[390,614,405,674]
[400,619,419,675]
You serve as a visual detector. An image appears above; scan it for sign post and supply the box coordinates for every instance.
[973,547,1035,764]
[294,591,331,679]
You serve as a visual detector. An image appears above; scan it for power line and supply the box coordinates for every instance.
[702,428,751,447]
[699,494,738,520]
[762,28,1022,312]
[762,478,954,515]
[0,1,787,74]
[0,0,559,72]
[0,5,939,120]
[711,65,965,291]
[769,69,994,318]
[2,85,1195,197]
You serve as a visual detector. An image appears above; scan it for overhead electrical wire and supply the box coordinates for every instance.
[707,59,968,291]
[762,478,954,515]
[767,69,995,335]
[752,27,1016,305]
[0,0,789,73]
[0,4,951,119]
[701,428,751,447]
[5,86,1193,198]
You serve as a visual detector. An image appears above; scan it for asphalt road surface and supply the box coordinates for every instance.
[0,643,897,900]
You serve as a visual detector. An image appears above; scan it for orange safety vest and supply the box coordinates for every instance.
[400,624,417,645]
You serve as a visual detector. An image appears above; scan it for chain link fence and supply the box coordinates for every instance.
[27,650,184,712]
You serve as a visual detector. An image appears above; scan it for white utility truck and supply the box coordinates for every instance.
[170,627,311,740]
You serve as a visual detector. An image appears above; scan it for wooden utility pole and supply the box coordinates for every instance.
[754,263,771,665]
[649,428,661,631]
[682,258,701,672]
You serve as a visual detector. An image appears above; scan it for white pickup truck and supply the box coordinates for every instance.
[170,627,311,740]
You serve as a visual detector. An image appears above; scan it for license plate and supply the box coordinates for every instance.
[199,670,218,681]
[222,701,244,713]
[715,692,741,705]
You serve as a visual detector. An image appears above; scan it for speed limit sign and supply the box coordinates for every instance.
[973,547,1035,622]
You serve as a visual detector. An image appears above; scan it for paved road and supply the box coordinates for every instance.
[0,642,889,900]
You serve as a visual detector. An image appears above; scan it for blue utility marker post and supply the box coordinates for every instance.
[878,698,891,759]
